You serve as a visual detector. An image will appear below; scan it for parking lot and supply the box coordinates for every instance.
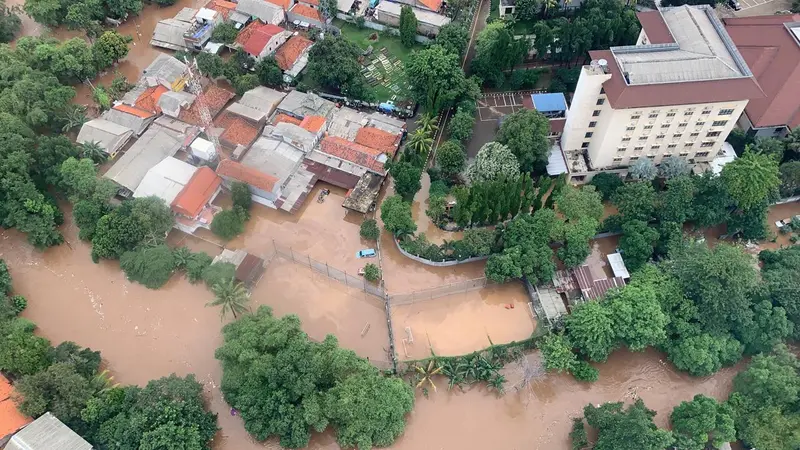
[735,0,782,11]
[466,90,542,157]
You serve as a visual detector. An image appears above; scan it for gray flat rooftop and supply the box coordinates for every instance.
[243,136,305,186]
[612,5,750,85]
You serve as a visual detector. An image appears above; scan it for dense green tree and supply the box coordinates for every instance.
[619,219,659,272]
[255,57,284,88]
[691,172,733,228]
[447,108,475,143]
[778,160,800,197]
[613,181,655,221]
[435,23,469,57]
[557,217,598,267]
[389,161,423,201]
[555,185,603,223]
[657,175,695,224]
[0,1,20,42]
[786,126,800,154]
[583,399,675,450]
[360,219,379,241]
[207,278,250,320]
[0,318,52,377]
[539,333,577,373]
[23,0,62,26]
[727,345,800,450]
[184,251,212,284]
[380,195,416,237]
[31,134,80,185]
[670,394,735,450]
[667,333,743,377]
[120,245,176,289]
[211,22,239,44]
[735,298,793,356]
[466,142,519,183]
[211,207,247,240]
[405,45,466,112]
[720,150,780,210]
[494,109,550,172]
[485,209,559,283]
[234,73,260,96]
[752,137,785,161]
[215,306,413,448]
[231,181,252,216]
[307,35,371,100]
[667,243,758,334]
[531,22,554,60]
[81,374,218,450]
[50,341,101,378]
[92,31,131,70]
[0,259,12,295]
[104,0,142,19]
[606,283,667,351]
[760,246,800,337]
[14,362,97,427]
[399,5,417,47]
[202,261,236,289]
[570,418,589,450]
[566,300,617,362]
[471,22,528,87]
[588,172,623,201]
[91,196,174,261]
[319,0,337,19]
[436,140,466,178]
[514,0,538,19]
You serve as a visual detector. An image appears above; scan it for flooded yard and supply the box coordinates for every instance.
[391,282,535,359]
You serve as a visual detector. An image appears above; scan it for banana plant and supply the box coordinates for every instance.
[414,360,443,393]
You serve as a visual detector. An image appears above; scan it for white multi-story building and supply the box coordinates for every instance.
[560,5,764,182]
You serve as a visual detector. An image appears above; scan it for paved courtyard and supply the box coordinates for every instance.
[467,90,544,158]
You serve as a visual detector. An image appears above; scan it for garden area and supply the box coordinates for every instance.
[332,19,422,102]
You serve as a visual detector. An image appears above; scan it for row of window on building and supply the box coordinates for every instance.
[611,151,711,164]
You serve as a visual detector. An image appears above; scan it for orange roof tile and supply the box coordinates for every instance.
[172,166,222,218]
[302,0,319,5]
[220,116,260,148]
[0,375,32,439]
[274,35,313,71]
[290,3,321,21]
[217,159,279,192]
[235,22,286,56]
[266,0,292,10]
[135,85,168,114]
[179,84,235,126]
[113,104,156,119]
[299,115,325,133]
[319,136,386,173]
[204,0,237,19]
[354,126,401,157]
[419,0,443,11]
[273,113,302,126]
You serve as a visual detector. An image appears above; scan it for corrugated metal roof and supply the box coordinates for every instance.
[103,107,153,136]
[104,125,185,191]
[238,86,287,115]
[6,412,91,450]
[76,119,134,154]
[236,0,283,22]
[376,1,450,27]
[546,144,568,176]
[607,253,630,279]
[151,18,193,51]
[133,156,198,204]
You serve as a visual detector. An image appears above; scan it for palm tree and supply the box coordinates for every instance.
[541,0,558,18]
[414,359,443,393]
[81,141,108,164]
[407,129,433,156]
[416,114,438,136]
[206,278,250,320]
[786,127,800,155]
[90,369,121,394]
[61,105,87,133]
[173,246,192,269]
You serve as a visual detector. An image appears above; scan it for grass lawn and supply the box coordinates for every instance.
[333,19,423,102]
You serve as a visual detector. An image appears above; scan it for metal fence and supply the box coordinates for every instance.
[388,277,489,305]
[270,241,387,299]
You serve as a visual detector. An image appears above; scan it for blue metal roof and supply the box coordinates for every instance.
[531,93,567,113]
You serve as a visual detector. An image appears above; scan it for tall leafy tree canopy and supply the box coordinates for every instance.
[494,109,551,172]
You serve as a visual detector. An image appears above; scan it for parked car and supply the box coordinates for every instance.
[728,0,741,10]
[356,249,376,258]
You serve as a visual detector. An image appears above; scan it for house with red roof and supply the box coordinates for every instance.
[275,34,313,82]
[235,21,291,60]
[287,3,324,28]
[171,166,223,232]
[217,158,282,207]
[0,375,31,443]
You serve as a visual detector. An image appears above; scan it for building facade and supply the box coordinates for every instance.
[560,5,764,182]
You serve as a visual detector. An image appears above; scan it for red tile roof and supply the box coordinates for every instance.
[113,104,156,119]
[724,15,800,129]
[274,35,313,71]
[217,159,279,192]
[0,374,32,439]
[235,22,286,56]
[419,0,442,11]
[178,84,235,126]
[220,116,261,148]
[204,0,237,19]
[319,136,386,173]
[354,126,400,156]
[267,0,292,10]
[290,3,321,21]
[273,113,302,125]
[172,166,222,218]
[299,115,325,133]
[135,85,168,114]
[301,0,319,5]
[589,49,765,110]
[637,11,675,44]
